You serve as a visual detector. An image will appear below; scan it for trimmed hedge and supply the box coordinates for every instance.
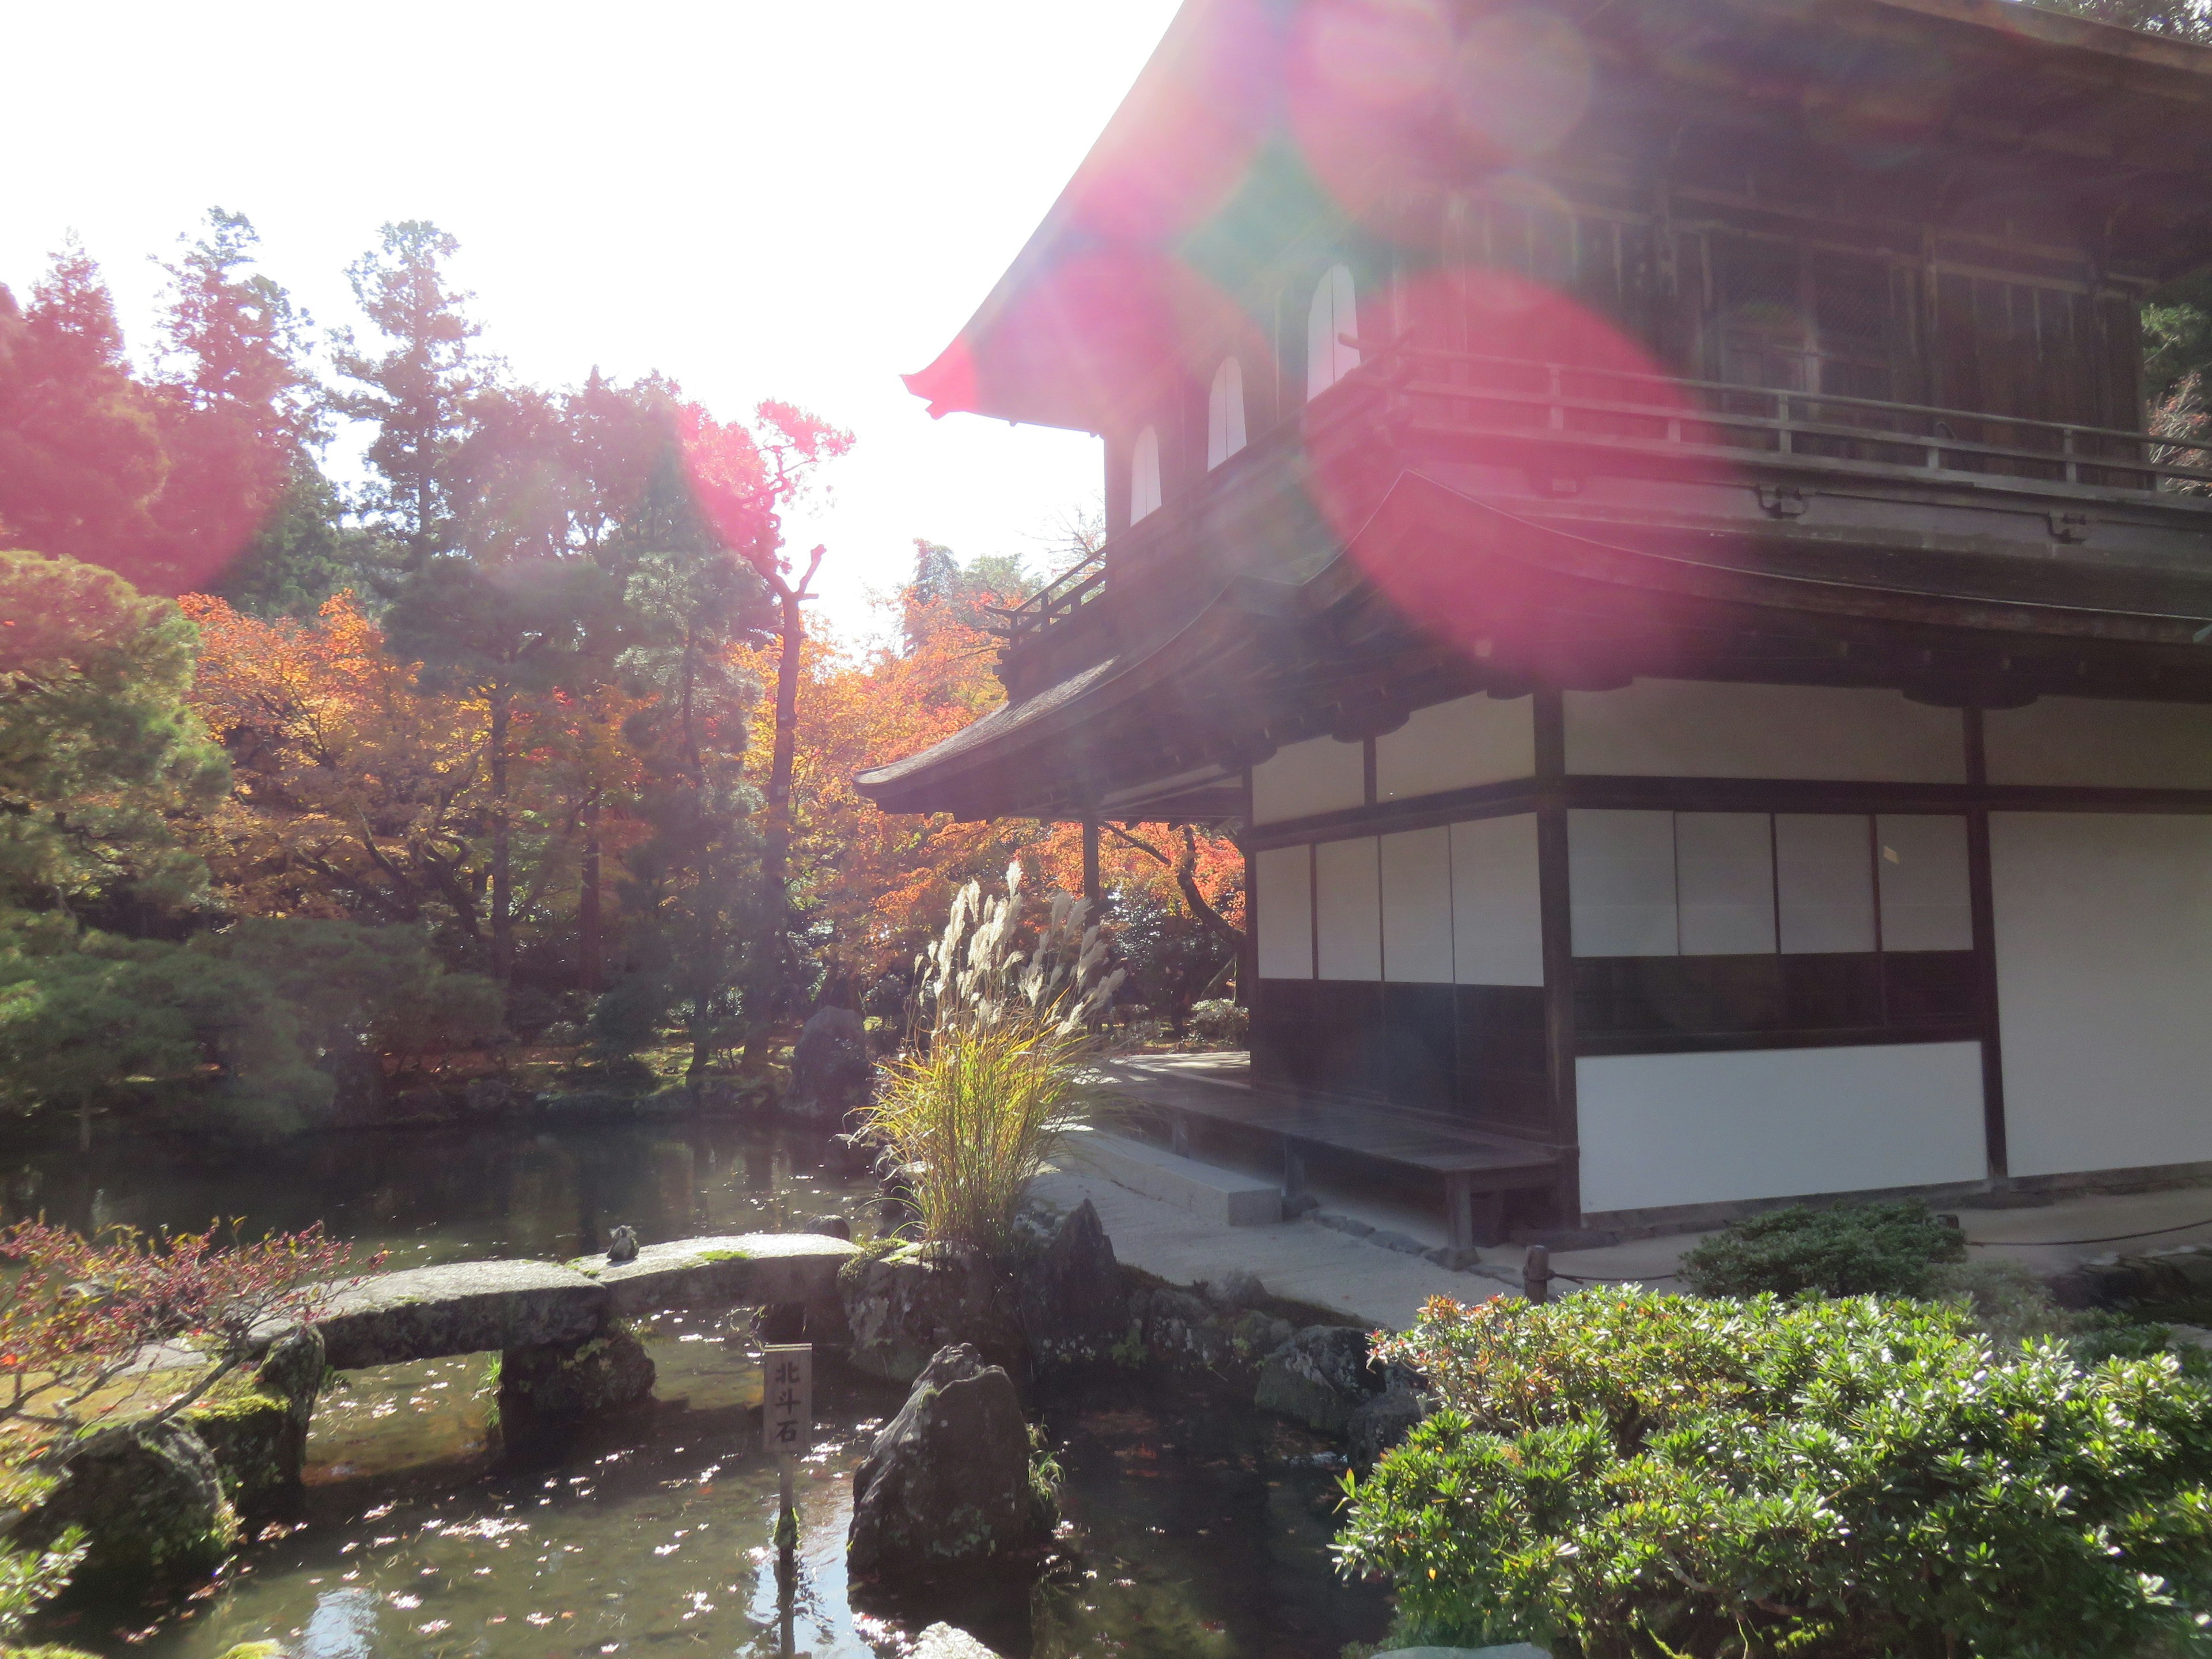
[1678,1200,1966,1299]
[1335,1287,2212,1658]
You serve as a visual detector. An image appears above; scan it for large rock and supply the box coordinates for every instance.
[567,1232,857,1320]
[839,1243,1024,1383]
[1255,1325,1384,1435]
[1349,1380,1429,1469]
[847,1344,1050,1584]
[786,1005,873,1123]
[188,1325,325,1516]
[914,1625,1006,1659]
[499,1321,656,1427]
[1016,1200,1126,1368]
[1141,1286,1238,1373]
[313,1258,608,1369]
[20,1419,240,1591]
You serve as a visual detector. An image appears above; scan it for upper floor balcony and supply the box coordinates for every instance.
[994,339,2212,700]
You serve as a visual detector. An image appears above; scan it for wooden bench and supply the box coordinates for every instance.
[1094,1056,1559,1249]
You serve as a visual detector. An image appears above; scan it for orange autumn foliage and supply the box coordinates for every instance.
[180,590,490,925]
[740,596,1244,990]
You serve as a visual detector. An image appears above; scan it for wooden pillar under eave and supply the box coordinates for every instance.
[1081,815,1103,911]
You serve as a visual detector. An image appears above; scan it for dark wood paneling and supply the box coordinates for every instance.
[1252,979,1387,1099]
[1884,950,1979,1026]
[1456,985,1550,1132]
[1575,950,1978,1052]
[1384,982,1455,1108]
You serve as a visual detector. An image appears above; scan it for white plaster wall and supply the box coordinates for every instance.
[1565,679,1966,782]
[1376,694,1536,801]
[1451,815,1544,986]
[1252,735,1366,824]
[1993,813,2212,1177]
[1577,1042,1987,1214]
[1315,836,1383,980]
[1381,827,1453,983]
[1255,844,1313,979]
[1984,698,2212,790]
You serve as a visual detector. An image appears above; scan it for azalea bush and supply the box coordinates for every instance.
[1336,1287,2212,1659]
[861,866,1120,1257]
[1677,1199,1967,1299]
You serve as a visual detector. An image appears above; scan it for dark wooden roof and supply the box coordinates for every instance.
[905,0,2212,435]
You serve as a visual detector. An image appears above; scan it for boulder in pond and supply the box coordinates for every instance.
[1016,1200,1125,1368]
[19,1418,240,1592]
[188,1324,325,1516]
[1255,1325,1383,1435]
[847,1343,1051,1585]
[839,1241,1024,1383]
[498,1321,656,1427]
[914,1625,1006,1659]
[1348,1378,1429,1469]
[786,1005,873,1124]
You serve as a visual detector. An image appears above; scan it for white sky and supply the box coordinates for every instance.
[0,0,1177,637]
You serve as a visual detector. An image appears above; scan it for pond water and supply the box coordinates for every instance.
[9,1122,1390,1659]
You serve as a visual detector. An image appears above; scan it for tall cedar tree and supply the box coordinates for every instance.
[149,210,324,594]
[0,245,166,582]
[332,221,487,575]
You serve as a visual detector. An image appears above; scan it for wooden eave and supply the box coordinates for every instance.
[853,461,2212,819]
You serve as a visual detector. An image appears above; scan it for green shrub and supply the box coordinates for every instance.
[1336,1287,2212,1659]
[1187,998,1248,1046]
[1678,1199,1965,1298]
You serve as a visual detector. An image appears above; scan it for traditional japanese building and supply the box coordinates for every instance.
[858,0,2212,1240]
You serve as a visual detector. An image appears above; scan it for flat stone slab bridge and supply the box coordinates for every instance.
[285,1232,858,1372]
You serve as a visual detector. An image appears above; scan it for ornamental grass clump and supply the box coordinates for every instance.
[862,865,1122,1259]
[1336,1287,2212,1659]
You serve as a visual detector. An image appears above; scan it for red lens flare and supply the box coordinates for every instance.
[1286,0,1455,232]
[1301,267,1734,675]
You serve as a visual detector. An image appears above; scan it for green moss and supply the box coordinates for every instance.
[212,1645,285,1659]
[695,1248,752,1264]
[184,1382,287,1425]
[5,1645,109,1659]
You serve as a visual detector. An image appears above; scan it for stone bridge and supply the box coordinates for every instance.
[35,1233,863,1583]
[300,1231,858,1370]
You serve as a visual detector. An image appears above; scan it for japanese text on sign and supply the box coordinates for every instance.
[763,1343,812,1456]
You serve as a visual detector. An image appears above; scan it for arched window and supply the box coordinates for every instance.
[1206,357,1247,469]
[1306,263,1361,399]
[1130,425,1162,523]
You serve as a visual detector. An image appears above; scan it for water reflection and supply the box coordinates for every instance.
[0,1120,878,1268]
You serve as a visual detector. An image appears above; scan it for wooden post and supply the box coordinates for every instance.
[1082,814,1103,910]
[1524,1244,1552,1304]
[764,1342,810,1609]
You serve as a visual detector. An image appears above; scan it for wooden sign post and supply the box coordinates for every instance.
[763,1343,812,1558]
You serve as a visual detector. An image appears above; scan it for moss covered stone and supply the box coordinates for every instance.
[17,1420,240,1594]
[186,1325,324,1517]
[498,1321,656,1430]
[838,1242,1024,1384]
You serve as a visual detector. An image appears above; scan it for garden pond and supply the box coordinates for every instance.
[7,1120,1390,1659]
